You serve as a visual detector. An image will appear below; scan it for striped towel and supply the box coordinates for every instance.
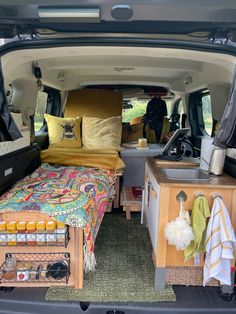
[203,197,236,286]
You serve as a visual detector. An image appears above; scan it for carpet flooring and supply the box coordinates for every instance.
[46,213,176,302]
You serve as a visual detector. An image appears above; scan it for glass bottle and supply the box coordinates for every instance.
[16,221,26,245]
[7,221,16,246]
[3,256,16,281]
[46,221,56,245]
[26,221,36,246]
[0,221,7,246]
[56,221,67,244]
[36,221,46,245]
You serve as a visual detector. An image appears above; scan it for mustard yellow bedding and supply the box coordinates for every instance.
[41,148,125,171]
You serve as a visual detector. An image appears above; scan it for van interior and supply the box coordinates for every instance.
[0,43,236,313]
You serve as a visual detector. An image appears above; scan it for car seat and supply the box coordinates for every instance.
[122,97,170,143]
[142,97,170,143]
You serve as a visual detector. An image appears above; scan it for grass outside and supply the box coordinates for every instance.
[34,122,43,132]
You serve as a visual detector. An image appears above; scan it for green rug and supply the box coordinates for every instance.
[46,214,176,302]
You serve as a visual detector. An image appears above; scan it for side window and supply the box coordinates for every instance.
[34,91,48,131]
[177,100,184,116]
[201,94,213,135]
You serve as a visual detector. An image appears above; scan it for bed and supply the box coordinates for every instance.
[0,89,124,289]
[0,162,117,270]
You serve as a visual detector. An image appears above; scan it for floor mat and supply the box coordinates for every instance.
[46,214,176,302]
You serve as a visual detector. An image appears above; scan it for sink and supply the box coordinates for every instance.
[161,167,211,181]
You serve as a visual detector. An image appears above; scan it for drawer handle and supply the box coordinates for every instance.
[150,186,157,199]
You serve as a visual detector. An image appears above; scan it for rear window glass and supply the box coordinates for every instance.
[34,91,48,131]
[122,99,172,123]
[202,94,213,135]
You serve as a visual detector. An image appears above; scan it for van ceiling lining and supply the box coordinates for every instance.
[1,46,235,93]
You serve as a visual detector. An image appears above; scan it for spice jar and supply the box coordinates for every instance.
[26,221,36,246]
[16,221,26,245]
[40,263,48,279]
[7,221,16,246]
[46,221,56,245]
[30,264,39,280]
[3,256,16,281]
[56,221,67,244]
[36,221,46,245]
[0,221,7,246]
[16,262,32,281]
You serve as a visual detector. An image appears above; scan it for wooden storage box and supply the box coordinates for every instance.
[120,186,142,220]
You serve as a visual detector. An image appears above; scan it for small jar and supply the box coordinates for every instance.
[16,221,26,245]
[0,221,7,246]
[26,221,36,246]
[36,221,46,245]
[46,221,56,245]
[7,221,16,246]
[56,222,67,244]
[138,138,147,148]
[40,263,48,279]
[16,262,32,281]
[3,256,16,281]
[30,264,40,280]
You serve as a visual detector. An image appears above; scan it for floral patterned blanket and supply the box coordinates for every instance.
[0,163,116,271]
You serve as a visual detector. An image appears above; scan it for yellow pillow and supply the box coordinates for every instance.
[82,116,122,150]
[44,114,82,148]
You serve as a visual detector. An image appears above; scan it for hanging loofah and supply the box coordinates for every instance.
[164,200,195,251]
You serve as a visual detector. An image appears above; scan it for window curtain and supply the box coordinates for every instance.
[213,66,236,148]
[0,64,22,141]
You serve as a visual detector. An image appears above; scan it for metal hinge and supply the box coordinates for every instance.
[211,28,229,45]
[212,37,228,45]
[17,27,35,40]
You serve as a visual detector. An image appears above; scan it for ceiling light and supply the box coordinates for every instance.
[182,76,192,85]
[57,73,66,82]
[38,7,100,22]
[114,67,135,72]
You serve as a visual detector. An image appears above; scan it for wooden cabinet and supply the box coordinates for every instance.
[0,211,83,289]
[144,158,236,289]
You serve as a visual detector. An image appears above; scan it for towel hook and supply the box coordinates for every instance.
[176,190,187,202]
[211,192,222,200]
[195,192,205,198]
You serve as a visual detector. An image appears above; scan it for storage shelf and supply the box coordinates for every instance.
[0,252,70,285]
[0,227,70,248]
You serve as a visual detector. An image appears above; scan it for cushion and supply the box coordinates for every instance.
[64,89,123,119]
[82,116,122,150]
[44,114,82,148]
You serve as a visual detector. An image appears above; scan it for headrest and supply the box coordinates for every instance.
[145,97,167,119]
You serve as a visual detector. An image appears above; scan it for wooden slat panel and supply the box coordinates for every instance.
[165,187,233,267]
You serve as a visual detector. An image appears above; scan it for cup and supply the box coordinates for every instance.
[138,138,147,148]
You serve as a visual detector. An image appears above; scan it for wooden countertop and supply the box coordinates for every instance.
[146,157,236,188]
